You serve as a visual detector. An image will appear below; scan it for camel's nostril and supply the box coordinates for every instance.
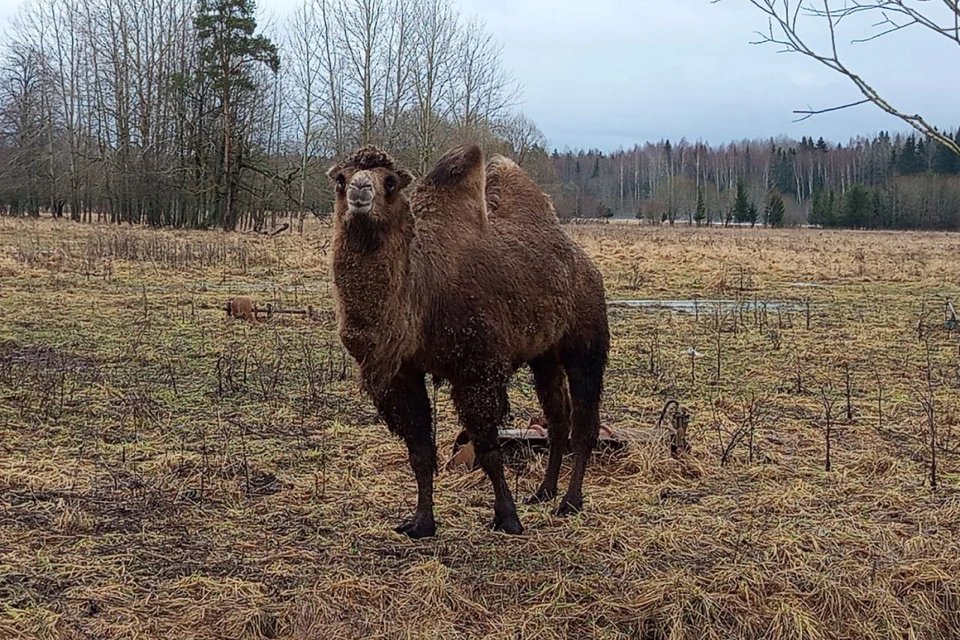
[348,185,373,201]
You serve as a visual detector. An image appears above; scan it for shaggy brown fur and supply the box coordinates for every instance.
[226,296,257,322]
[329,144,609,538]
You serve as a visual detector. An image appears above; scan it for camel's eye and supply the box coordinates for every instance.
[384,174,398,195]
[335,173,346,192]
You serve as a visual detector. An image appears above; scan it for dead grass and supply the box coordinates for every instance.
[1,217,959,639]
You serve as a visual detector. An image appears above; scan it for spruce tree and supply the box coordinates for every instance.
[809,190,825,226]
[766,192,786,228]
[932,135,960,175]
[897,135,920,175]
[694,188,706,226]
[843,184,872,228]
[733,178,750,224]
[824,190,839,227]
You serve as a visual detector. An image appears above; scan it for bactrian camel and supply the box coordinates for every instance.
[328,144,609,538]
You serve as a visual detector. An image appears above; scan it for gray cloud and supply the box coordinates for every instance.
[2,0,952,151]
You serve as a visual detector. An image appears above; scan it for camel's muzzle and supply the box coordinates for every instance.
[348,175,375,214]
[347,197,374,214]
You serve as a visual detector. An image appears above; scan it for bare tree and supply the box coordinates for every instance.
[449,17,518,136]
[0,0,524,226]
[494,113,546,167]
[378,0,413,150]
[286,0,324,230]
[337,0,385,146]
[737,0,960,157]
[409,0,458,174]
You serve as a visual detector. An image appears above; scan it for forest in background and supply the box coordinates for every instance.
[0,0,541,230]
[546,132,960,230]
[1,0,959,231]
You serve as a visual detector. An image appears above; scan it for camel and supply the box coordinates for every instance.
[328,144,609,538]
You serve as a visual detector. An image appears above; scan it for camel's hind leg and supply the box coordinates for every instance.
[526,353,572,504]
[557,340,607,516]
[451,380,523,534]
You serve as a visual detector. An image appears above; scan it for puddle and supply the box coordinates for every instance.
[608,298,808,313]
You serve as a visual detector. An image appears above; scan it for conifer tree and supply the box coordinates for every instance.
[196,0,280,230]
[733,178,750,224]
[766,192,785,228]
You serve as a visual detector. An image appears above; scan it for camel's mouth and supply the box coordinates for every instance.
[347,197,374,215]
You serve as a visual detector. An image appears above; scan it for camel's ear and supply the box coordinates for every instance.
[396,169,414,191]
[326,163,343,181]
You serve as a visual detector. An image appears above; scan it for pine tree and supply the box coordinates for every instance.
[733,178,750,224]
[195,0,280,230]
[694,188,706,226]
[766,192,786,228]
[747,202,758,227]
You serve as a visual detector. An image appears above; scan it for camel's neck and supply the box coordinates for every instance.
[332,213,419,391]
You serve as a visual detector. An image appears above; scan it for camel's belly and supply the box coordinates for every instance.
[416,302,569,382]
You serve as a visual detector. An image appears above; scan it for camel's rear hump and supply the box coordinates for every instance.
[484,155,557,225]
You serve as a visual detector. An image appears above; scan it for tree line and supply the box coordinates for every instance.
[1,0,958,232]
[541,131,960,230]
[0,0,539,230]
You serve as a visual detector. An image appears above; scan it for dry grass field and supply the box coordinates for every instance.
[1,216,959,639]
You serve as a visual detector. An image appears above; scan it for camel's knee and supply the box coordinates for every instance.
[452,382,508,429]
[570,424,599,453]
[373,372,431,439]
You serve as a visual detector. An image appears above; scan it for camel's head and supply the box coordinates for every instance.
[327,146,413,225]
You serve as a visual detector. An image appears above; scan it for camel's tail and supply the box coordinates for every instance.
[484,155,557,224]
[413,144,488,229]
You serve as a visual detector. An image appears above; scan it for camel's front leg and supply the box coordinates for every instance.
[374,369,436,539]
[451,381,523,535]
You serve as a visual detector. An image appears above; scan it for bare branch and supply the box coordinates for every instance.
[737,0,960,157]
[792,98,872,122]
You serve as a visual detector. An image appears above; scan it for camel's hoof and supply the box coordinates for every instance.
[491,513,524,535]
[555,497,582,517]
[394,515,436,539]
[525,486,557,505]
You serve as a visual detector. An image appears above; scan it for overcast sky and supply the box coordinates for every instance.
[1,0,954,152]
